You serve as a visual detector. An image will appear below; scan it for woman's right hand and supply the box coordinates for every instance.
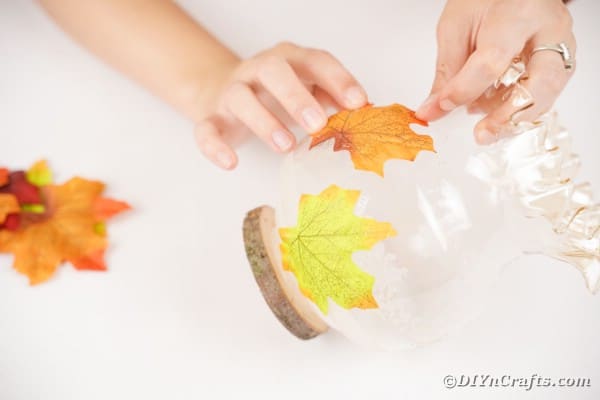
[194,42,368,170]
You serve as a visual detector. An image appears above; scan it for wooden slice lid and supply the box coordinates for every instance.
[243,206,328,340]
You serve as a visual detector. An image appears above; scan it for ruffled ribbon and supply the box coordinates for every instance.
[468,114,599,294]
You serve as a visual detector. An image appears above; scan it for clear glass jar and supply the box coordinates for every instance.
[244,112,599,350]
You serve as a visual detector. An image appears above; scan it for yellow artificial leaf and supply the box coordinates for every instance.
[26,160,53,187]
[279,185,397,314]
[309,103,435,176]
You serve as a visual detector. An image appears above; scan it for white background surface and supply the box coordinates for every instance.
[1,1,599,399]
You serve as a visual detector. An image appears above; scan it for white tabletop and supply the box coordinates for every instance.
[1,1,599,399]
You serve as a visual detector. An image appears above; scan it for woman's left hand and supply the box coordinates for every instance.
[416,0,576,144]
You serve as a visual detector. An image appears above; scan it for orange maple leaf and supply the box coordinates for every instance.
[309,103,435,176]
[0,168,8,186]
[0,177,130,285]
[0,194,20,224]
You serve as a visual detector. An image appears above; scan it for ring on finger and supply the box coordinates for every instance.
[530,42,575,70]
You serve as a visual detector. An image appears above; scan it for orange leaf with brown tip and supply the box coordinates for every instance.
[309,103,435,176]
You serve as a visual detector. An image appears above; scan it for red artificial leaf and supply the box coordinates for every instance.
[0,171,42,205]
[1,214,20,231]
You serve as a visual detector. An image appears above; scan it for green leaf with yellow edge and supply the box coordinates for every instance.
[26,160,53,187]
[279,184,397,314]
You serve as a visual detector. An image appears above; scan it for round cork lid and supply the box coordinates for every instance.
[243,205,328,340]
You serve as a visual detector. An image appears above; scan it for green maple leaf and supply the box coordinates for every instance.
[279,184,397,314]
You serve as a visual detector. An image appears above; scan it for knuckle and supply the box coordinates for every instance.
[259,54,284,69]
[519,0,538,17]
[477,47,511,78]
[256,55,285,80]
[274,41,297,53]
[309,48,335,63]
[435,62,451,82]
[448,85,469,102]
[552,5,573,30]
[222,81,248,105]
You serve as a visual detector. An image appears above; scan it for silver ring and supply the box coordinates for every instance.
[531,42,574,70]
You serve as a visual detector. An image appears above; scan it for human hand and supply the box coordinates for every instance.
[416,0,575,144]
[194,42,368,170]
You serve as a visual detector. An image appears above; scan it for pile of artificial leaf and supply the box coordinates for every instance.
[0,161,130,285]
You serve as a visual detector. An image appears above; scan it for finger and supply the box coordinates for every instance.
[194,118,238,170]
[292,48,368,109]
[467,88,509,116]
[416,13,470,120]
[430,20,535,121]
[223,81,296,152]
[472,83,534,145]
[312,86,341,113]
[474,35,575,144]
[255,55,327,133]
[512,29,576,122]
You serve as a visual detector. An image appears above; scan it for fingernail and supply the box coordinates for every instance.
[216,151,233,169]
[345,86,367,108]
[476,129,497,145]
[302,108,325,132]
[272,130,293,151]
[439,98,457,112]
[416,94,436,116]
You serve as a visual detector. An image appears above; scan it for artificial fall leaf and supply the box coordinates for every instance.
[0,171,42,205]
[309,103,435,176]
[0,194,19,224]
[92,198,131,220]
[0,163,130,285]
[26,160,53,187]
[279,184,397,314]
[1,214,20,231]
[0,168,8,187]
